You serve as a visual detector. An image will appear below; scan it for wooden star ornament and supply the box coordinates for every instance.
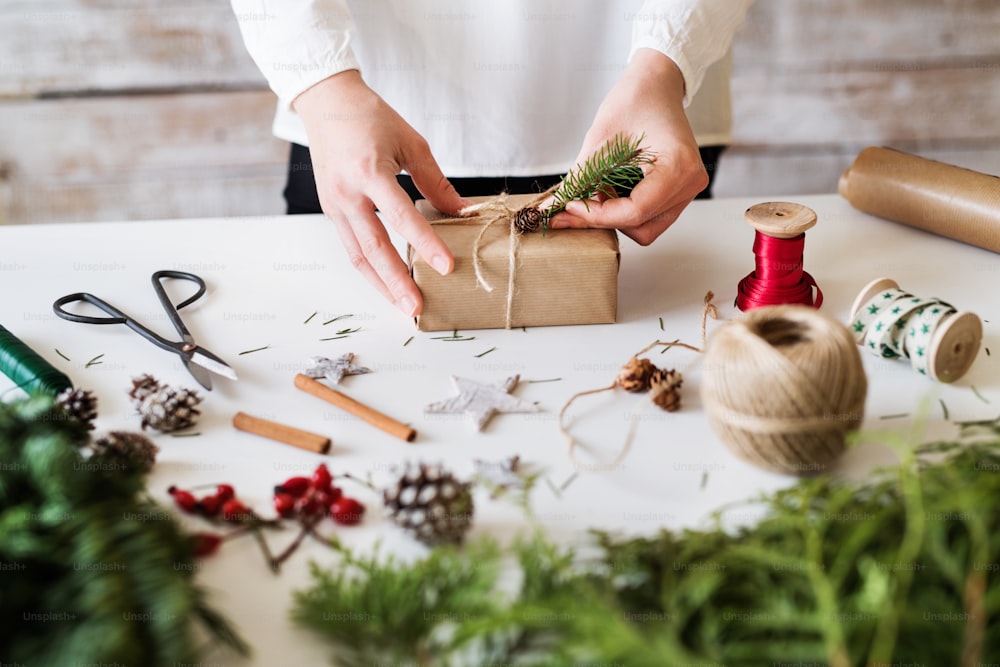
[425,375,541,431]
[304,353,372,384]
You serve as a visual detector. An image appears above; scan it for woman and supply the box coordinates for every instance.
[231,0,754,315]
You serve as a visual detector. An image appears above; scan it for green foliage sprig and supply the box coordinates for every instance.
[0,396,247,666]
[292,419,1000,666]
[542,132,655,227]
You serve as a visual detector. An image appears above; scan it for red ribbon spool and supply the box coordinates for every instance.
[735,202,823,311]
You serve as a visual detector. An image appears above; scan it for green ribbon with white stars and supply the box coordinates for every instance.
[851,288,956,376]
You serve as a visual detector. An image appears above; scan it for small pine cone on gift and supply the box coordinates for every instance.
[383,463,474,547]
[56,388,98,430]
[138,386,202,433]
[91,431,159,474]
[650,368,683,412]
[617,356,656,393]
[514,206,544,234]
[129,374,162,409]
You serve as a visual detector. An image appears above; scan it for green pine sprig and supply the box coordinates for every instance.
[543,132,655,226]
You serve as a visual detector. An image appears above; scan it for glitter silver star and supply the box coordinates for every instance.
[425,375,541,431]
[304,353,372,384]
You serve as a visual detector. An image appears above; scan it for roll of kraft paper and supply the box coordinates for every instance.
[839,146,1000,253]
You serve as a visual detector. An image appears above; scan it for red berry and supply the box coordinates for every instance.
[222,499,250,522]
[192,532,223,557]
[311,464,333,492]
[168,486,198,513]
[313,489,335,511]
[329,486,343,503]
[273,493,296,518]
[198,493,223,517]
[330,497,365,526]
[215,484,236,501]
[276,476,311,497]
[296,495,323,517]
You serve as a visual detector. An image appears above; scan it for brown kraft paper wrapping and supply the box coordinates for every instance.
[839,146,1000,253]
[408,194,620,331]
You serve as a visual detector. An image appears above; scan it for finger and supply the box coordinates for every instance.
[548,211,590,230]
[369,177,455,277]
[328,210,395,304]
[562,168,676,230]
[404,140,468,216]
[618,199,690,246]
[535,192,557,211]
[342,200,424,316]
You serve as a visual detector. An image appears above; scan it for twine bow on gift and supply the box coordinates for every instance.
[431,188,556,330]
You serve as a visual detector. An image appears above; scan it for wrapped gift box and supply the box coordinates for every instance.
[409,193,620,331]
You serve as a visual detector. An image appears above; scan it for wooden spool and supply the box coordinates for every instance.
[744,202,817,239]
[850,277,982,383]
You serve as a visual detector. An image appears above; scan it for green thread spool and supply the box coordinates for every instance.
[0,325,73,396]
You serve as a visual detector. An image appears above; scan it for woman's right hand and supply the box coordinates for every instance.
[293,70,466,316]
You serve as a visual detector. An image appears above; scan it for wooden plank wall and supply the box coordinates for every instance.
[715,0,1000,196]
[1,0,998,224]
[0,1,288,225]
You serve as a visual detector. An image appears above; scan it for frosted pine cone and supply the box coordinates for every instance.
[91,431,159,474]
[137,386,202,433]
[56,388,98,430]
[617,357,656,393]
[383,463,474,546]
[129,374,162,408]
[650,368,683,412]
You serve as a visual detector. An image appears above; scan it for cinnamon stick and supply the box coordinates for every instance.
[232,411,331,454]
[293,373,417,442]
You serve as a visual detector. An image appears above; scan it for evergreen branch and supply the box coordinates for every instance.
[0,396,247,664]
[542,132,655,227]
[291,422,1000,665]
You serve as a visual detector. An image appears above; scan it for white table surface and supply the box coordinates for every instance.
[1,194,998,665]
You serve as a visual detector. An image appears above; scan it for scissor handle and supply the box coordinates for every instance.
[53,292,131,325]
[52,291,177,353]
[152,270,206,310]
[151,270,207,340]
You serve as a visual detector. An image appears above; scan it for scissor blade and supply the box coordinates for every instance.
[184,357,214,391]
[190,350,239,382]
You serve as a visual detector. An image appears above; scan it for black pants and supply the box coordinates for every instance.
[284,143,725,215]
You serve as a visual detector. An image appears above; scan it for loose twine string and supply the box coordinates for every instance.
[429,187,558,329]
[559,292,719,472]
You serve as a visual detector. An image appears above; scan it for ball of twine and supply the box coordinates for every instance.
[700,305,867,476]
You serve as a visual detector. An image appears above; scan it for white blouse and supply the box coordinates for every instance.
[232,0,754,176]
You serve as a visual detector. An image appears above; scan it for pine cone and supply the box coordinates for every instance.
[91,431,159,474]
[514,206,543,234]
[650,368,683,412]
[56,388,98,430]
[383,463,474,546]
[129,374,162,408]
[617,357,656,393]
[138,386,202,433]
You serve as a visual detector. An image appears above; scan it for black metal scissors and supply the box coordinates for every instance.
[53,270,238,390]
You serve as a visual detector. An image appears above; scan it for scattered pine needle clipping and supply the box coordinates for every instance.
[542,132,655,227]
[293,418,1000,665]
